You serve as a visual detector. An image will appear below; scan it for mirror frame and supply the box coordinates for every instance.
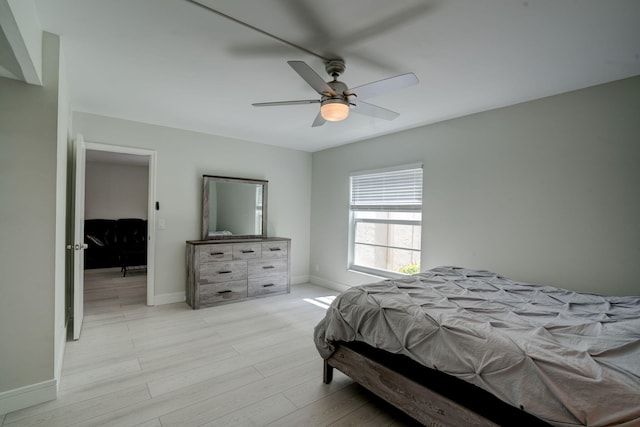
[202,175,268,240]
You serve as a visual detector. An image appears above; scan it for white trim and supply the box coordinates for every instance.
[146,150,157,306]
[83,141,157,307]
[348,164,423,278]
[72,134,86,340]
[0,380,57,415]
[349,162,423,177]
[348,265,407,280]
[154,292,185,306]
[308,275,351,293]
[84,141,155,158]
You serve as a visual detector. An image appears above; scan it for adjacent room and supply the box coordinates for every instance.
[1,1,639,426]
[83,150,150,312]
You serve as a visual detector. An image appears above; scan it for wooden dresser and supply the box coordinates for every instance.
[186,237,291,309]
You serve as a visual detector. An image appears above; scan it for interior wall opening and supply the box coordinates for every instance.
[83,150,150,315]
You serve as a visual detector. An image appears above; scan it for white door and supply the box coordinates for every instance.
[73,135,87,340]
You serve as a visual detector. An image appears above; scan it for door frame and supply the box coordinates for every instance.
[72,135,86,339]
[83,141,157,306]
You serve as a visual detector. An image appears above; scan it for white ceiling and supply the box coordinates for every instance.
[31,0,640,152]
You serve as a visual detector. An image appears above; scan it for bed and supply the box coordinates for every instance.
[314,266,640,426]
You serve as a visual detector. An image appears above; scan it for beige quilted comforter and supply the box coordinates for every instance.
[314,267,640,426]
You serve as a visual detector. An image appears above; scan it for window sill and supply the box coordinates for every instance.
[348,265,408,280]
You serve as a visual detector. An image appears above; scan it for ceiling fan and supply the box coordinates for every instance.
[184,0,420,126]
[253,59,418,127]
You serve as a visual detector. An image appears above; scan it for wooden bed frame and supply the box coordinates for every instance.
[323,341,551,427]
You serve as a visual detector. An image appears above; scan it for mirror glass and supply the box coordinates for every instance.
[202,175,268,240]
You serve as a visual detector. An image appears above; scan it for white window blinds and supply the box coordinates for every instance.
[350,166,423,211]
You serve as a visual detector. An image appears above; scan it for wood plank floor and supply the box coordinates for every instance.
[1,269,422,426]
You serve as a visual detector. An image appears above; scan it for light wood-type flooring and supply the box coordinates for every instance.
[1,269,421,426]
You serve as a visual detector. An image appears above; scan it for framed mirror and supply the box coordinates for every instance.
[202,175,268,240]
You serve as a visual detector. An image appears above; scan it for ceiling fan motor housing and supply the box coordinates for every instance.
[322,80,352,107]
[325,80,349,99]
[325,59,346,77]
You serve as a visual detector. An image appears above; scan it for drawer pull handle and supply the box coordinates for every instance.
[262,284,275,288]
[217,290,232,294]
[269,248,281,251]
[241,250,255,254]
[219,270,232,274]
[263,265,275,269]
[210,252,224,256]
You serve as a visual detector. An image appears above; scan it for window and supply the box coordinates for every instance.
[349,164,423,278]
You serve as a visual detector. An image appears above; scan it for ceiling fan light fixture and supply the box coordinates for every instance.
[321,99,349,121]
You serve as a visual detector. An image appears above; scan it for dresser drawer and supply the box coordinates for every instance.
[199,280,247,305]
[261,241,288,259]
[248,274,288,297]
[199,260,247,283]
[233,242,262,260]
[248,259,288,278]
[198,244,233,263]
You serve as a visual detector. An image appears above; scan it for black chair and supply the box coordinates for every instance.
[84,219,119,269]
[116,218,147,276]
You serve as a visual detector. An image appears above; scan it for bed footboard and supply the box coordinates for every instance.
[324,344,500,427]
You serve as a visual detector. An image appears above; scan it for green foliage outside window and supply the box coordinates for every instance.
[397,262,420,275]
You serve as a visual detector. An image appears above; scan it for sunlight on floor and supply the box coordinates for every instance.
[303,295,336,309]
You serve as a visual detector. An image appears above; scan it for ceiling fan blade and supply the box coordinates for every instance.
[281,0,331,40]
[339,4,438,50]
[351,101,400,121]
[349,73,419,100]
[288,61,337,96]
[311,112,326,127]
[253,99,320,107]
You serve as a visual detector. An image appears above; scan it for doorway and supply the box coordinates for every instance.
[80,143,156,319]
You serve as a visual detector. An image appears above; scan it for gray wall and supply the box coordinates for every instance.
[85,161,149,220]
[0,32,67,406]
[310,76,640,296]
[72,112,313,298]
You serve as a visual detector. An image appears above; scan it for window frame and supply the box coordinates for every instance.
[348,164,423,279]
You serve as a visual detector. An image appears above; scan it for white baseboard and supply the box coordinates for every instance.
[0,380,57,415]
[308,275,351,293]
[152,291,186,306]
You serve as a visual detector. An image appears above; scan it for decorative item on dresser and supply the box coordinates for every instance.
[186,237,290,309]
